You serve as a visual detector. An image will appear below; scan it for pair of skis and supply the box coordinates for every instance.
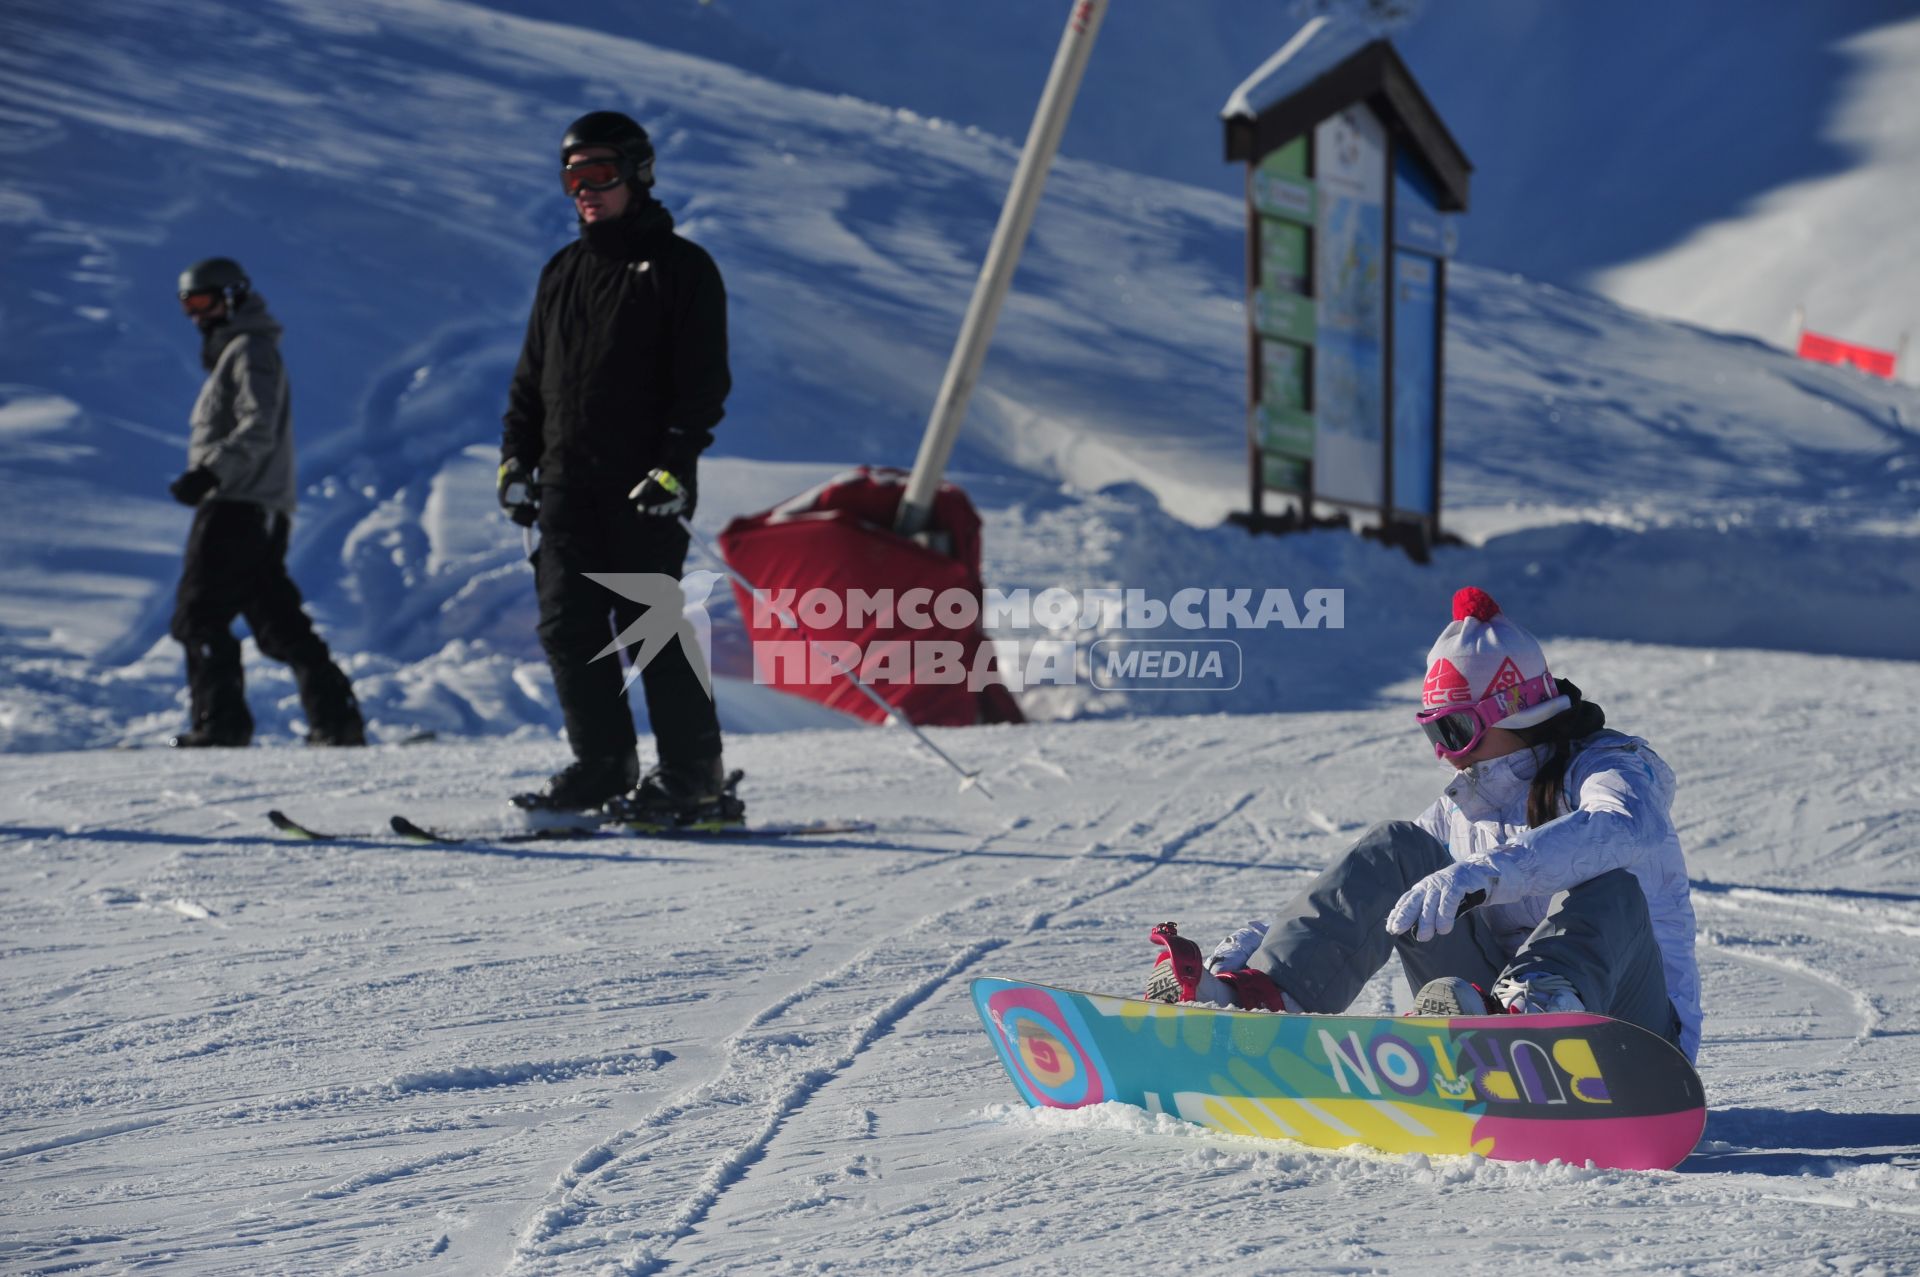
[265,809,874,845]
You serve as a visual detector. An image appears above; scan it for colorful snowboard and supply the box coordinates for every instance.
[971,977,1705,1171]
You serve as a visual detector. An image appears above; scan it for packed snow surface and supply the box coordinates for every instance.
[3,0,1920,1271]
[5,642,1920,1272]
[3,0,1918,750]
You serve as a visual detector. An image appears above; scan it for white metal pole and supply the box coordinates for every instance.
[894,0,1108,538]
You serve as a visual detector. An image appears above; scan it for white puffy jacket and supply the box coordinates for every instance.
[1414,730,1702,1060]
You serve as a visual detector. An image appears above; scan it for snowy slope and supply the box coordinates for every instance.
[4,642,1919,1273]
[4,2,1920,1271]
[4,0,1918,751]
[642,0,1920,367]
[0,0,1247,743]
[1389,0,1920,357]
[1596,11,1920,360]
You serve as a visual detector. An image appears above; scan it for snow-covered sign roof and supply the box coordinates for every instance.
[1222,18,1471,211]
[1221,16,1371,123]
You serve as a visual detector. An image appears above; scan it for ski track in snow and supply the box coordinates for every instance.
[4,653,1920,1272]
[508,793,1257,1274]
[1691,873,1920,1065]
[1,2,1919,1268]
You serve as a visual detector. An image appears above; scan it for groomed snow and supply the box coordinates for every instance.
[5,640,1919,1272]
[3,0,1917,749]
[3,1,1920,1272]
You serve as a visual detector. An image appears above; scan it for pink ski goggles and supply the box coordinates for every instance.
[1416,672,1558,760]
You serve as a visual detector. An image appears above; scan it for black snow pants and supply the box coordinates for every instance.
[169,500,359,743]
[534,485,722,767]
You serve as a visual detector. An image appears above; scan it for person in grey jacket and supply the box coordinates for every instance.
[1148,586,1702,1062]
[167,257,364,748]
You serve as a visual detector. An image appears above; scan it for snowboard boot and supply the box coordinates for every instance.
[1492,973,1586,1015]
[308,721,367,747]
[1412,976,1502,1016]
[305,687,364,748]
[1145,922,1295,1011]
[1205,919,1271,974]
[1414,975,1586,1016]
[605,759,745,831]
[510,750,641,812]
[175,660,252,748]
[304,677,366,747]
[170,722,252,748]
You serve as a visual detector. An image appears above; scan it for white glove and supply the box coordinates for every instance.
[1386,861,1498,943]
[1206,920,1270,973]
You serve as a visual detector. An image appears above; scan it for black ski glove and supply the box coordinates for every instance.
[629,467,694,520]
[169,466,219,507]
[497,457,539,527]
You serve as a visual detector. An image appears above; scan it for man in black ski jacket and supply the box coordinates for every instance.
[168,256,364,748]
[499,111,734,819]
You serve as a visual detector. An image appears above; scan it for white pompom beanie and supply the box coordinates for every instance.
[1422,587,1571,729]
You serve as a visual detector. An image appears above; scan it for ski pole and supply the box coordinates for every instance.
[678,516,994,801]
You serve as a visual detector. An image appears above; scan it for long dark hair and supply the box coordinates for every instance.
[1510,678,1605,828]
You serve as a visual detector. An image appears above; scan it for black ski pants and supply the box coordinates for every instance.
[169,500,357,740]
[534,485,721,767]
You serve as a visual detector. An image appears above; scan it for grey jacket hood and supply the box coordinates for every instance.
[188,293,296,514]
[199,291,284,369]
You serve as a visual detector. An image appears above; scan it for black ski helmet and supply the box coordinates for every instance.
[560,111,655,188]
[177,256,250,303]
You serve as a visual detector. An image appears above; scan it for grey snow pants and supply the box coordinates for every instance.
[1244,820,1681,1048]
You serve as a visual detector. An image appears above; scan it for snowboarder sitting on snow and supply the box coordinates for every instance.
[167,257,365,748]
[498,111,735,822]
[1148,587,1703,1061]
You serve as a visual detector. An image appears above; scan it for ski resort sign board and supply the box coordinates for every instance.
[1223,25,1470,559]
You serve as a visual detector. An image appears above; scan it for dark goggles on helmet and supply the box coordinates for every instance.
[561,156,628,196]
[179,289,224,316]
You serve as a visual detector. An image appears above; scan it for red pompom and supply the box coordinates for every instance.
[1452,586,1500,623]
